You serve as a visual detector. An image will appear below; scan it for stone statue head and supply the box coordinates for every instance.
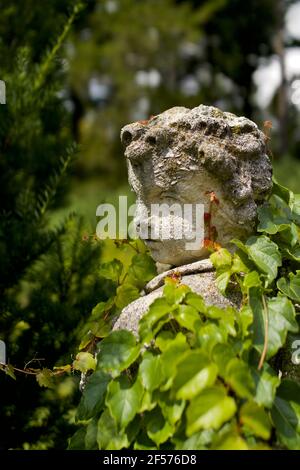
[121,105,272,267]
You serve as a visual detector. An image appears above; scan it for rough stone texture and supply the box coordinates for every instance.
[121,104,272,266]
[114,104,272,334]
[113,270,241,336]
[144,259,213,293]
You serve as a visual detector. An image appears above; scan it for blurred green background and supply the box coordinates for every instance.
[59,0,300,223]
[1,0,300,450]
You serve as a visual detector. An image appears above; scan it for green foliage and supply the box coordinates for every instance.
[0,1,97,450]
[70,180,300,450]
[0,0,297,452]
[77,240,156,350]
[66,0,281,185]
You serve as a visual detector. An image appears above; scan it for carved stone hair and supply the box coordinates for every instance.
[121,105,273,208]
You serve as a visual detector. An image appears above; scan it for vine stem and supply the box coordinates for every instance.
[258,294,269,370]
[0,364,37,375]
[0,362,71,377]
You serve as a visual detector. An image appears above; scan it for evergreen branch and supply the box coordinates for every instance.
[34,144,78,222]
[24,212,77,283]
[34,2,85,91]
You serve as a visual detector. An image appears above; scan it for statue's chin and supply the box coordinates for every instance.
[145,239,208,267]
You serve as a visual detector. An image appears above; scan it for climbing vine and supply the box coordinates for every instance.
[2,178,300,449]
[66,178,300,450]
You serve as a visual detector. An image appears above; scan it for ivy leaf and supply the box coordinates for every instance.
[91,299,114,320]
[155,330,175,352]
[272,178,294,206]
[139,297,174,342]
[145,407,175,446]
[284,245,300,262]
[126,415,142,444]
[186,386,236,435]
[246,236,282,283]
[272,380,300,450]
[80,300,113,344]
[36,368,55,388]
[139,352,163,392]
[251,363,280,409]
[85,417,98,450]
[174,430,214,450]
[173,350,218,400]
[268,294,300,344]
[99,259,123,282]
[210,248,232,271]
[215,271,231,295]
[224,358,255,399]
[250,290,298,360]
[88,317,112,340]
[159,333,189,388]
[128,253,157,286]
[158,331,188,354]
[198,323,228,354]
[277,271,300,302]
[68,427,86,450]
[210,249,232,294]
[185,292,207,314]
[158,393,185,425]
[4,364,16,380]
[163,277,190,305]
[206,306,237,337]
[97,330,140,377]
[278,223,299,247]
[257,204,290,235]
[115,283,140,309]
[76,371,110,421]
[174,304,201,332]
[212,344,254,398]
[140,390,157,413]
[106,376,143,429]
[73,352,96,373]
[97,410,129,450]
[213,432,248,450]
[243,271,262,291]
[233,236,281,284]
[238,305,253,337]
[240,401,271,440]
[212,343,235,371]
[134,433,157,450]
[291,193,300,219]
[231,253,249,274]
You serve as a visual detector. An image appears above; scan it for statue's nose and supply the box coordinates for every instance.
[120,123,145,148]
[121,127,134,147]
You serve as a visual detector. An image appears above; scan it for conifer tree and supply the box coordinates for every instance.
[0,1,109,450]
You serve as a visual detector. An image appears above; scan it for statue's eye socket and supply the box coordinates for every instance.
[146,135,156,146]
[122,130,133,146]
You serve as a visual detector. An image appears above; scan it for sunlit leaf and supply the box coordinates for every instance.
[240,401,271,440]
[99,259,123,282]
[73,352,96,373]
[106,376,143,429]
[97,330,140,377]
[76,370,110,421]
[97,410,129,450]
[186,386,236,435]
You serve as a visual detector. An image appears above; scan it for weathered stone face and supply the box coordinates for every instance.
[121,105,272,266]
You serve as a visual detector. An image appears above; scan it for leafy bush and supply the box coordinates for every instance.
[70,179,300,450]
